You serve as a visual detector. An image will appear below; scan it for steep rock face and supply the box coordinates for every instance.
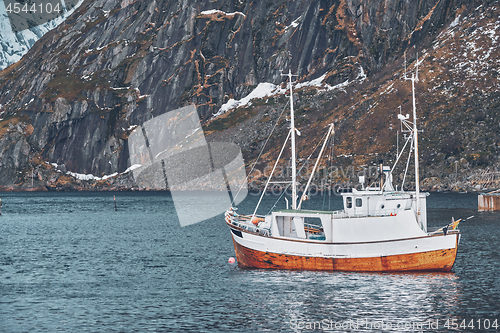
[0,0,492,188]
[0,121,31,185]
[206,1,500,193]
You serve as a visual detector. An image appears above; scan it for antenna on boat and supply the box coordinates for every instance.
[404,53,423,228]
[416,52,419,80]
[281,70,299,209]
[397,106,401,160]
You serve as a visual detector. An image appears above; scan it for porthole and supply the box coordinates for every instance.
[397,204,401,208]
[381,204,385,209]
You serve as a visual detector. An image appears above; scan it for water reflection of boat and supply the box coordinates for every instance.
[226,68,461,272]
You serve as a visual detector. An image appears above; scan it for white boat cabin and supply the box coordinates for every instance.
[341,189,428,230]
[252,165,429,243]
[340,165,428,231]
[254,202,428,244]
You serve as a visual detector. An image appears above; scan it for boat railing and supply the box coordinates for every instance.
[332,210,349,219]
[332,209,400,219]
[225,210,270,237]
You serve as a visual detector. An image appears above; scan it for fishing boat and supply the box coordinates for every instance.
[225,68,461,272]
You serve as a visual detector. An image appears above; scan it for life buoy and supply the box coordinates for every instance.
[251,216,260,225]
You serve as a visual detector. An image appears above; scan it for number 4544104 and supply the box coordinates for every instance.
[6,2,61,14]
[444,319,498,330]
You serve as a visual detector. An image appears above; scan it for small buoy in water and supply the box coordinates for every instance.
[228,257,236,264]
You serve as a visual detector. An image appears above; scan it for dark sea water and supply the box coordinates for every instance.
[0,191,498,332]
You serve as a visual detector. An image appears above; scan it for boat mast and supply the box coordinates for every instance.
[405,53,421,227]
[282,70,298,209]
[411,73,421,226]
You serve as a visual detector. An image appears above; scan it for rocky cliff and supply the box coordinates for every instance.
[0,0,498,191]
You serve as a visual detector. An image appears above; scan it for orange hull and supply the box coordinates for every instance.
[232,234,459,272]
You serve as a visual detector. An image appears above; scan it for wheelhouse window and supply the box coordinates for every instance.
[356,198,362,207]
[346,197,352,208]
